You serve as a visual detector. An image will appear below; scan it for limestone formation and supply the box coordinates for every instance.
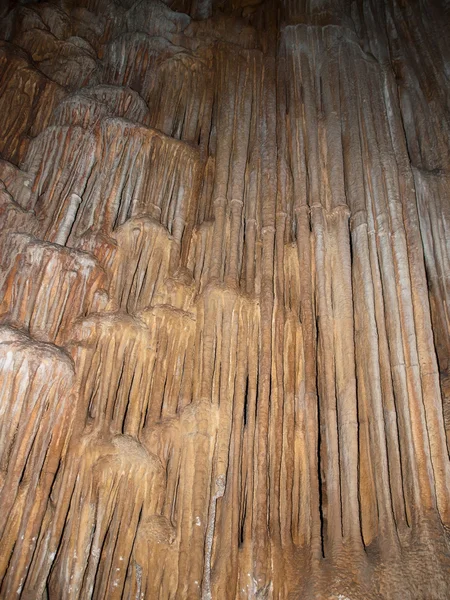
[0,0,449,598]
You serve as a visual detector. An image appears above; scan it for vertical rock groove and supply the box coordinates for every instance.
[0,0,449,598]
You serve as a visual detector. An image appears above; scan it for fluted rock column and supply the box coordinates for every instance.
[0,1,449,599]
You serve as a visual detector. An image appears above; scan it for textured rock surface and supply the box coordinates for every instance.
[0,0,449,598]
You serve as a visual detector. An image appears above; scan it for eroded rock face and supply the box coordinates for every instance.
[0,0,449,599]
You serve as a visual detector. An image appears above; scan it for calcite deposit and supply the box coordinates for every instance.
[0,0,449,598]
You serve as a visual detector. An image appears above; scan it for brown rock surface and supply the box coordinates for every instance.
[0,0,449,598]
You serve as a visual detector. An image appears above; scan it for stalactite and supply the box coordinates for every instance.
[0,0,449,598]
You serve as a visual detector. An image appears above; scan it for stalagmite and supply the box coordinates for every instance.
[0,0,449,598]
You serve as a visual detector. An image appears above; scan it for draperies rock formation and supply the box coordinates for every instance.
[0,0,449,598]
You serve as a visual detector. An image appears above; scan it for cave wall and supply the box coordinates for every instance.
[0,0,449,598]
